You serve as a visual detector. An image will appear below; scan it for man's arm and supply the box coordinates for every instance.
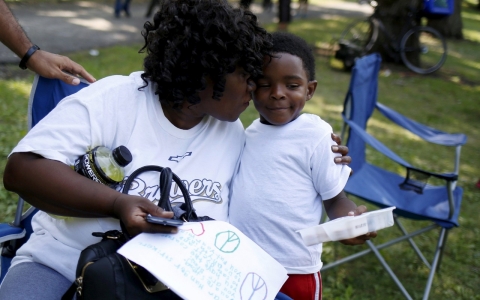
[0,0,31,59]
[0,0,95,85]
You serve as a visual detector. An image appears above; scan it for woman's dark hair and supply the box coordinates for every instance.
[270,31,315,81]
[140,0,272,110]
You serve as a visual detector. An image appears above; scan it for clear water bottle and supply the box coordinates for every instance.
[74,145,132,188]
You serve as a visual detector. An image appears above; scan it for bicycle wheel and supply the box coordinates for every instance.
[339,18,378,53]
[400,26,447,75]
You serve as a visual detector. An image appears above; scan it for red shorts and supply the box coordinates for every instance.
[280,272,322,300]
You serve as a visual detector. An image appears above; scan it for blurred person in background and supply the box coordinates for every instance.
[114,0,131,18]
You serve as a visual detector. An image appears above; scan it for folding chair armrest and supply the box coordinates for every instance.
[376,103,467,147]
[0,223,26,244]
[407,167,458,182]
[427,171,458,182]
[344,118,413,168]
[346,120,461,183]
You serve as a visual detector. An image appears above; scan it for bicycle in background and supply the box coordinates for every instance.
[334,0,448,74]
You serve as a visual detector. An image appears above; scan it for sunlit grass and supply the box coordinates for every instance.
[0,80,33,220]
[463,11,480,22]
[462,28,480,43]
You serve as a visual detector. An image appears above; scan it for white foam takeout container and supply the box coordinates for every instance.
[297,206,396,246]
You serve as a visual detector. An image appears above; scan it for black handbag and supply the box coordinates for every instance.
[62,166,213,300]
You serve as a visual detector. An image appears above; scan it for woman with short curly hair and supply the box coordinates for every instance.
[1,0,272,298]
[140,0,272,112]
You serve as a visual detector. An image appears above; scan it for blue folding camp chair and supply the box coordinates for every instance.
[321,54,466,300]
[0,74,89,283]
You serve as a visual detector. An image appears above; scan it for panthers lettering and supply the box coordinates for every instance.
[122,176,223,204]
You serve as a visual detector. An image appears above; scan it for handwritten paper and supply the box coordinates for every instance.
[117,220,288,300]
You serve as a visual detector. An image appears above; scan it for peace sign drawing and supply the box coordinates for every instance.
[240,272,268,300]
[214,230,241,253]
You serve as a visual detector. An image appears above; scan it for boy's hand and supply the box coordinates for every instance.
[331,133,351,165]
[338,205,377,245]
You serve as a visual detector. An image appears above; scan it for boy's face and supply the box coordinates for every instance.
[253,52,317,125]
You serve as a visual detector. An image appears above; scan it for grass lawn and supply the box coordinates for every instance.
[0,0,479,299]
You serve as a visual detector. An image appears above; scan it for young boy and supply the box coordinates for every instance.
[229,32,376,300]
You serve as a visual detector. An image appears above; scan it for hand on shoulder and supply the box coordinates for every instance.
[26,50,96,85]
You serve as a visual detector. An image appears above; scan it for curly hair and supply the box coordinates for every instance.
[270,31,316,81]
[140,0,272,110]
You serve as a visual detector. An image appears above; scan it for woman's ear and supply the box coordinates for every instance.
[306,80,317,101]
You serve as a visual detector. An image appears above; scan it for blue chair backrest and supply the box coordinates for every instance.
[342,53,382,172]
[29,75,90,128]
[0,75,89,284]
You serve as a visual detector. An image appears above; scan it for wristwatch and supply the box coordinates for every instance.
[19,44,40,70]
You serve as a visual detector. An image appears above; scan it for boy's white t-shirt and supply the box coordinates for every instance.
[229,114,351,274]
[9,72,245,281]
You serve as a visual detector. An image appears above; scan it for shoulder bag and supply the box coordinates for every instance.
[62,166,213,300]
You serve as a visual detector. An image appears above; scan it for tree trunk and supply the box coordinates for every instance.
[427,0,464,39]
[371,0,422,64]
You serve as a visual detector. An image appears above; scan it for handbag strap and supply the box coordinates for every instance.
[121,165,195,221]
[158,166,173,212]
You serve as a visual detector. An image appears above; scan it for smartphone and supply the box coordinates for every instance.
[146,214,184,227]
